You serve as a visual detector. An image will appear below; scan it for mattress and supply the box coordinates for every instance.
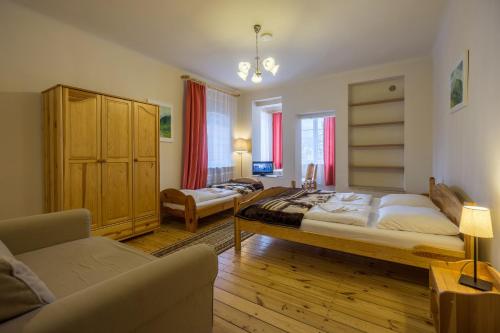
[300,198,464,252]
[164,193,241,211]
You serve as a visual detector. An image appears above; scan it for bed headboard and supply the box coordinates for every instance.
[428,177,474,259]
[428,177,466,227]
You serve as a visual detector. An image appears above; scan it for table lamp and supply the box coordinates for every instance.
[234,138,249,177]
[459,205,494,291]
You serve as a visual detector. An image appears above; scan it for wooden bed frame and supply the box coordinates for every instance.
[160,178,262,232]
[233,177,473,269]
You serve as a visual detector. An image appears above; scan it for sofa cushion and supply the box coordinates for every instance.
[16,237,155,298]
[0,241,55,322]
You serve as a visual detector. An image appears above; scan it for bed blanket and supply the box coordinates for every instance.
[209,181,263,195]
[236,189,334,227]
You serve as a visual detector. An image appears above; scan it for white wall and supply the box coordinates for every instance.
[237,57,434,193]
[432,0,500,266]
[0,1,233,219]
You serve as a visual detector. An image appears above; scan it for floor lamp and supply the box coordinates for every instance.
[459,205,494,291]
[234,138,249,177]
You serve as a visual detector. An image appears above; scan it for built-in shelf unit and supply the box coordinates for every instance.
[348,77,405,191]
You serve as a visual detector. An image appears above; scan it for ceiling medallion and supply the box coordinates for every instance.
[237,24,280,84]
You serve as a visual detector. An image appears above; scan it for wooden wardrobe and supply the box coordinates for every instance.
[42,85,160,240]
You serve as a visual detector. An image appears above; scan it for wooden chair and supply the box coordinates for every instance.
[302,163,317,190]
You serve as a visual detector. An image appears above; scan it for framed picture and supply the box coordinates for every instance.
[149,99,173,142]
[450,50,469,112]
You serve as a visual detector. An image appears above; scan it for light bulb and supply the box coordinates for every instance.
[237,71,248,81]
[270,64,279,76]
[238,62,251,74]
[251,73,262,83]
[262,57,275,71]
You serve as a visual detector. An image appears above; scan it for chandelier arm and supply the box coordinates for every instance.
[255,28,260,74]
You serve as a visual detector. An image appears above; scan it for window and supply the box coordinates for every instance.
[301,117,324,185]
[300,114,335,187]
[206,88,236,185]
[251,97,283,173]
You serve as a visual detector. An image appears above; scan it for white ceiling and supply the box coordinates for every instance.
[15,0,445,91]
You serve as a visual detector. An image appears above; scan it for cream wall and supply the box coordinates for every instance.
[432,0,500,266]
[0,1,215,219]
[237,57,434,194]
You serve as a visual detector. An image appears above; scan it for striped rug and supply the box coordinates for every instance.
[152,219,253,257]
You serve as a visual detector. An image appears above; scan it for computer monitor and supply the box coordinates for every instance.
[252,161,274,176]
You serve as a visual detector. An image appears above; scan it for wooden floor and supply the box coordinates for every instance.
[124,212,232,253]
[213,235,434,333]
[126,216,434,333]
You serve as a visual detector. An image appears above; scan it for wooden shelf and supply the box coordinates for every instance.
[349,144,404,149]
[349,121,404,128]
[349,165,404,171]
[349,98,404,107]
[349,185,405,192]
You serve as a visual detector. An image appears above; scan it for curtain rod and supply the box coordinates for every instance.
[180,75,240,97]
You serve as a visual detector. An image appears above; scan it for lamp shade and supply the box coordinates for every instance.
[459,206,494,238]
[234,138,249,153]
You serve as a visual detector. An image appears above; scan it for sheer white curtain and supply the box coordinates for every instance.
[206,88,236,185]
[260,111,273,161]
[300,117,325,186]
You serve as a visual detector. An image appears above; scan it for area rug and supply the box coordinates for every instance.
[152,219,253,257]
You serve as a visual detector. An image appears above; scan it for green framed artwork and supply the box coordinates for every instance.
[450,50,469,112]
[149,99,173,142]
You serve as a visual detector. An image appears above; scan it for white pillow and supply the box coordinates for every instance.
[379,194,439,210]
[377,206,460,236]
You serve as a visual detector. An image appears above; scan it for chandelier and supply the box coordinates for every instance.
[237,24,280,84]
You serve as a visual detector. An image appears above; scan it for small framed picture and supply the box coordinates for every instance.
[149,99,173,142]
[450,50,469,112]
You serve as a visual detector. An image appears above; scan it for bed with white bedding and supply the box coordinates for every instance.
[163,188,241,211]
[234,178,472,269]
[301,198,464,252]
[160,178,263,232]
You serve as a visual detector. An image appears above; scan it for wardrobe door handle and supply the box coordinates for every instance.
[134,158,139,162]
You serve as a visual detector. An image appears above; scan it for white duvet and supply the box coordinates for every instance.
[180,188,237,203]
[304,202,371,227]
[327,193,372,206]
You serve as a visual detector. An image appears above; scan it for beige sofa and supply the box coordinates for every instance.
[0,209,218,333]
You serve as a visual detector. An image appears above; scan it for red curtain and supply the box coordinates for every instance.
[181,80,208,189]
[323,116,335,186]
[272,112,282,169]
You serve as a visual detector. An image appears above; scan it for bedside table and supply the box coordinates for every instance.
[429,260,500,333]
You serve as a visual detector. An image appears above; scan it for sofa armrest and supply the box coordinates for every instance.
[24,244,218,333]
[0,209,91,255]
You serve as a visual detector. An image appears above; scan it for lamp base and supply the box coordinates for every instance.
[459,274,492,291]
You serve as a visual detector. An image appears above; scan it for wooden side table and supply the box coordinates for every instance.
[429,260,500,333]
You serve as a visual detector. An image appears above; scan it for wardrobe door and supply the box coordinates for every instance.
[133,102,159,222]
[101,96,133,226]
[63,88,101,227]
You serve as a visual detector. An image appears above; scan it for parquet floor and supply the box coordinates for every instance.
[124,213,231,253]
[213,235,434,333]
[127,217,434,333]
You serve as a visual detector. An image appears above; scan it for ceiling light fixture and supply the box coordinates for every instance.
[237,24,279,84]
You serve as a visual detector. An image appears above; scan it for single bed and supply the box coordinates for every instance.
[233,178,473,269]
[161,178,263,232]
